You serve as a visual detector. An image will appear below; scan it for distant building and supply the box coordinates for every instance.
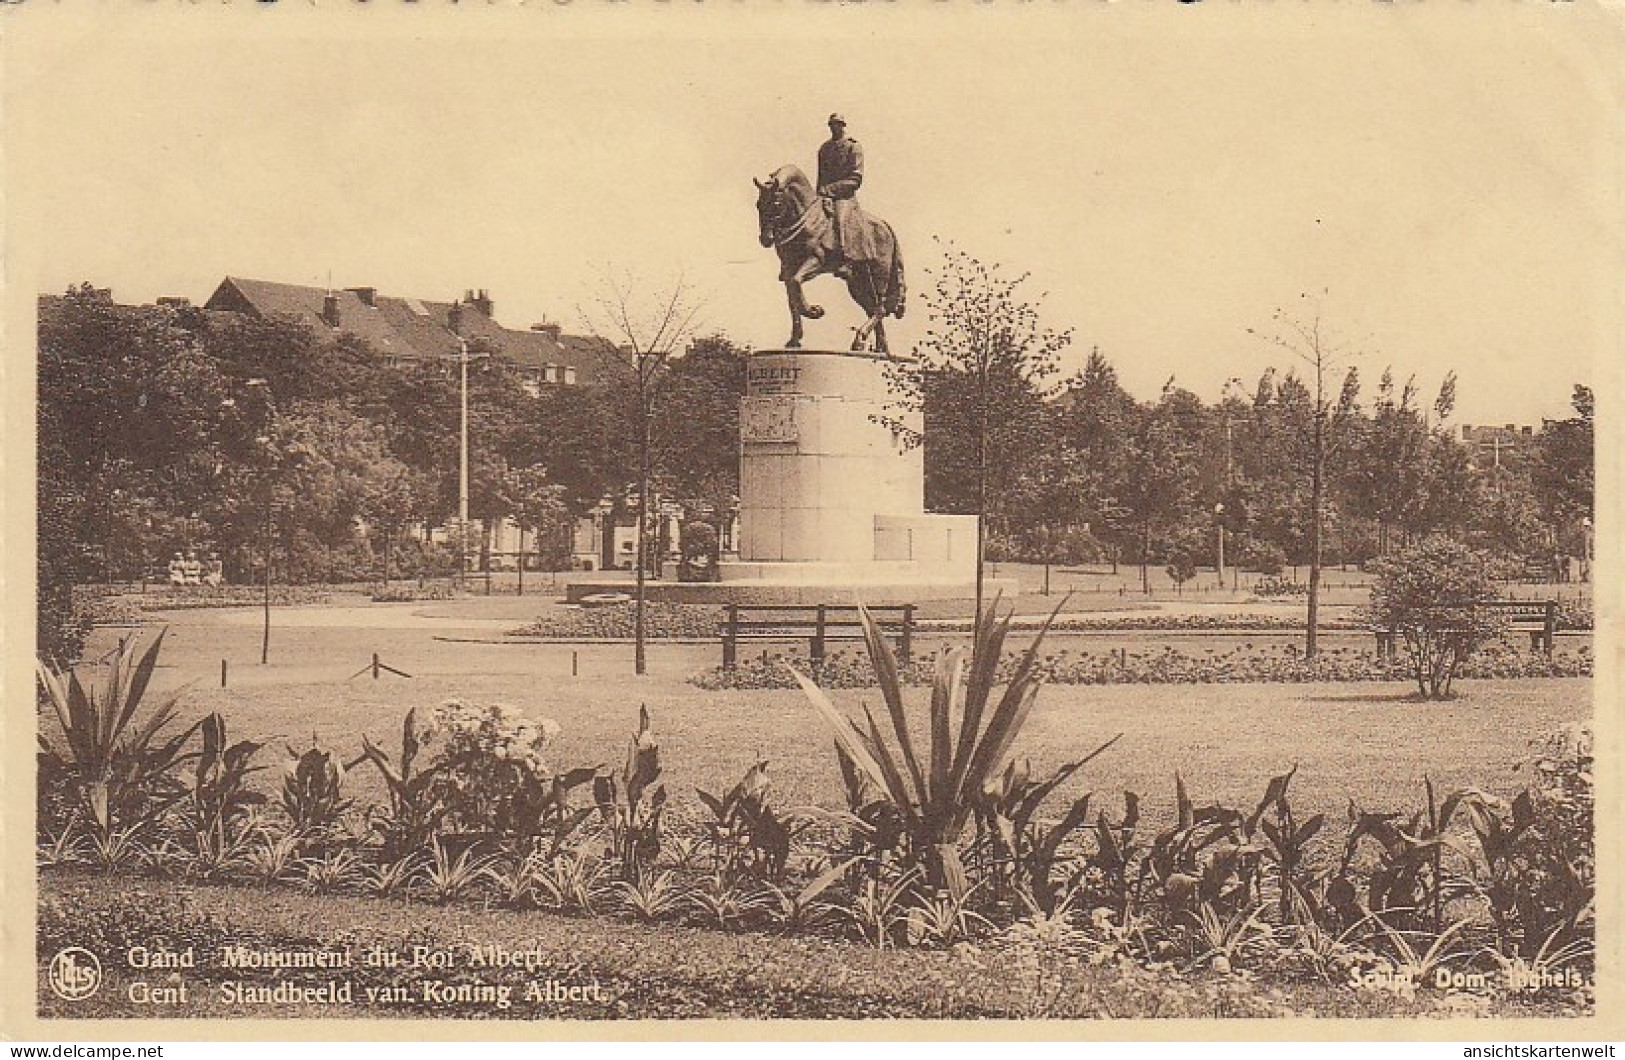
[1460,423,1533,474]
[202,277,601,392]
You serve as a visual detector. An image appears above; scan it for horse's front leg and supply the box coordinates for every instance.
[783,281,804,348]
[784,259,826,349]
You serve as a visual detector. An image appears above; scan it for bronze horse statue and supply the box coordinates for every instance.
[754,165,905,355]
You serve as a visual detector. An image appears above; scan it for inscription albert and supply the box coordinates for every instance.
[747,364,801,397]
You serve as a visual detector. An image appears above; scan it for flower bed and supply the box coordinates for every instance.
[510,602,725,640]
[371,582,457,603]
[692,641,1591,691]
[135,585,334,610]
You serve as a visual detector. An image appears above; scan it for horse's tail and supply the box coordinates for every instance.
[888,231,906,319]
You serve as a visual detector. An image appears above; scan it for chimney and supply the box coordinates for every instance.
[471,288,494,318]
[157,296,191,310]
[1504,423,1515,434]
[1461,425,1472,439]
[345,286,377,308]
[447,300,463,334]
[322,293,341,327]
[530,321,563,339]
[1522,426,1533,438]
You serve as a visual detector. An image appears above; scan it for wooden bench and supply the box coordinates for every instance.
[1374,600,1557,660]
[720,604,916,668]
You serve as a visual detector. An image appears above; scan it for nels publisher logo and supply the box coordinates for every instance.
[47,947,102,1001]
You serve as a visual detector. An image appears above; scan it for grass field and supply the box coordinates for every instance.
[76,596,1593,831]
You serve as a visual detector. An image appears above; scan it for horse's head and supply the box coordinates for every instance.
[754,173,789,248]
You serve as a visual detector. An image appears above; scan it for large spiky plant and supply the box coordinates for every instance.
[36,629,199,841]
[794,600,1116,899]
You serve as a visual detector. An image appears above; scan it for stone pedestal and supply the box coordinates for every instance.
[566,348,993,604]
[719,349,978,598]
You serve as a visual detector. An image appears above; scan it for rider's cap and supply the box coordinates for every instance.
[828,113,847,126]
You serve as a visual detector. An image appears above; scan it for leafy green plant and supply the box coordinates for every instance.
[696,760,805,883]
[976,736,1120,913]
[300,849,366,895]
[418,839,496,904]
[1186,901,1268,973]
[360,708,445,860]
[795,601,1084,899]
[904,883,993,948]
[1370,916,1473,987]
[36,630,199,843]
[1459,732,1593,960]
[246,833,302,885]
[362,853,421,899]
[593,706,667,880]
[763,858,853,934]
[511,765,600,860]
[188,713,266,854]
[844,868,921,948]
[1244,766,1326,926]
[1143,774,1250,914]
[683,872,772,930]
[660,835,708,872]
[415,699,564,835]
[85,822,149,874]
[530,850,608,914]
[182,819,262,882]
[36,820,88,869]
[612,869,685,922]
[281,738,360,838]
[1082,791,1144,914]
[1333,779,1474,937]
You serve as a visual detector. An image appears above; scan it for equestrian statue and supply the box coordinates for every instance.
[754,114,905,355]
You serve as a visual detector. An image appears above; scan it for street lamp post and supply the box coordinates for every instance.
[1214,502,1226,589]
[459,332,470,593]
[448,302,471,593]
[245,378,276,664]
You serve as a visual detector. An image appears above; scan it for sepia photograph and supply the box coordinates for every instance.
[3,1,1616,1041]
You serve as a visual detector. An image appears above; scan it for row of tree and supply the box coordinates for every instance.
[39,266,1594,664]
[906,258,1594,598]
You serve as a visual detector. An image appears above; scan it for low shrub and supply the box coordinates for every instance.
[1253,576,1308,598]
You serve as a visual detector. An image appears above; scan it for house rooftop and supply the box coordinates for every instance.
[202,276,607,385]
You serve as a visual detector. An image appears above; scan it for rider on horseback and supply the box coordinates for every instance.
[817,113,863,280]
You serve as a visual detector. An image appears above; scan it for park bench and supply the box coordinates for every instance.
[1373,600,1557,660]
[720,604,916,668]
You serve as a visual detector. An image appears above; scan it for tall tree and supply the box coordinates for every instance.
[881,239,1070,616]
[1113,382,1205,593]
[1248,298,1360,658]
[1532,384,1595,559]
[577,268,702,675]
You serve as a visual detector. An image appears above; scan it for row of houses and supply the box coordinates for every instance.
[98,276,736,573]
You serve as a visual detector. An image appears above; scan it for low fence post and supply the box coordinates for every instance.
[901,605,915,663]
[813,605,827,665]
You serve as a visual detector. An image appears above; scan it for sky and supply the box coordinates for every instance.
[6,5,1616,427]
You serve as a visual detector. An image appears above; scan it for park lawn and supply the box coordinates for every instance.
[95,607,1592,832]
